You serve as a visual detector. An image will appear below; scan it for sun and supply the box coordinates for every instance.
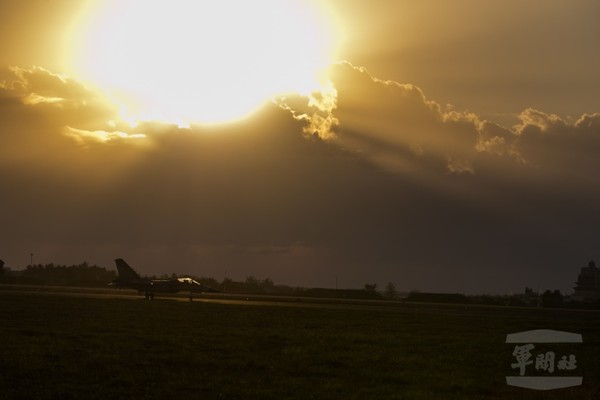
[69,0,337,126]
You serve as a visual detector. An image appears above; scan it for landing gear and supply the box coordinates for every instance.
[144,292,155,300]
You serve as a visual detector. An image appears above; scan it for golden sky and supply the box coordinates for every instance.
[1,0,599,293]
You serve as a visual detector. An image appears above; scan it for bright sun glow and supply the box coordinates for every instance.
[70,0,337,125]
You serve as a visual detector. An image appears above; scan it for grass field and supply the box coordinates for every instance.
[1,288,599,399]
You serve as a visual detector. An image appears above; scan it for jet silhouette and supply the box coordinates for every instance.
[110,258,218,300]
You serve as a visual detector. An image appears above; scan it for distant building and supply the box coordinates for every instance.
[573,260,600,302]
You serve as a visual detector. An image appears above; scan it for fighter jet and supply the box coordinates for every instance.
[110,258,218,300]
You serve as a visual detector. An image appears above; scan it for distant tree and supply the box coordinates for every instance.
[541,290,564,308]
[524,287,534,296]
[383,282,398,300]
[260,278,275,293]
[364,283,377,292]
[245,276,261,292]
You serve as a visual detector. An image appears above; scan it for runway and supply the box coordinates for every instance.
[0,283,446,314]
[2,284,598,316]
[0,283,401,311]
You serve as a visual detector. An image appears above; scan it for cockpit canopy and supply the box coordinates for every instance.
[177,277,201,285]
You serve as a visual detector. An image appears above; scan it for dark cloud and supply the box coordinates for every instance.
[514,109,600,181]
[1,65,599,293]
[298,62,520,175]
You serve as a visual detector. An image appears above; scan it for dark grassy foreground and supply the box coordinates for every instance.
[0,292,599,399]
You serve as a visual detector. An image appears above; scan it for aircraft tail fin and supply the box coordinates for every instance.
[114,258,142,281]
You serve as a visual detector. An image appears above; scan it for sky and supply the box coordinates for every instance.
[1,0,600,294]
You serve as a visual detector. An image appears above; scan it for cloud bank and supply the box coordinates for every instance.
[1,65,599,293]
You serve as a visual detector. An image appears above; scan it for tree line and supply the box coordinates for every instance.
[1,261,597,308]
[0,262,117,287]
